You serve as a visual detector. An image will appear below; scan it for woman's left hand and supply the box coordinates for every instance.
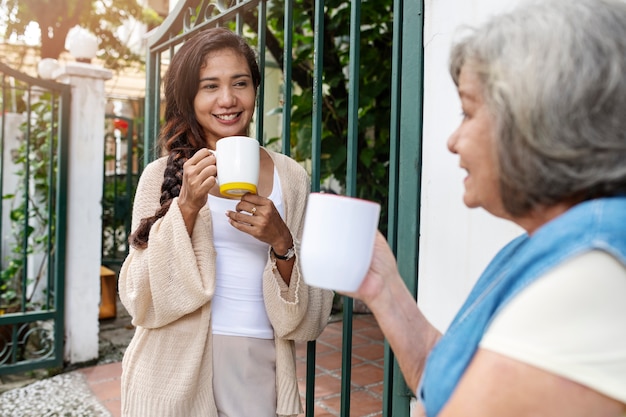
[226,192,293,253]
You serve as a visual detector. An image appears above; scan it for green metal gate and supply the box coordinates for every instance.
[0,62,70,375]
[143,0,424,415]
[102,114,143,271]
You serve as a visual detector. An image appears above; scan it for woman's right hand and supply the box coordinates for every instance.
[341,231,402,308]
[178,148,217,232]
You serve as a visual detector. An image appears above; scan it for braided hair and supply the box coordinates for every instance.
[129,27,261,249]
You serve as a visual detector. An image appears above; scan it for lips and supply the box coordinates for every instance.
[459,165,470,183]
[214,112,242,121]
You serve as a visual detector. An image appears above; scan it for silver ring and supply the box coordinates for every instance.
[251,206,257,215]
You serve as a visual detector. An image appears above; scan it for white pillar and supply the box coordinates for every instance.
[54,62,112,364]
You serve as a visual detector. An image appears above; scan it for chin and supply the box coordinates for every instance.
[462,194,480,209]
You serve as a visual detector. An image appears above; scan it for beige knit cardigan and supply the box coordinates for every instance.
[119,149,334,417]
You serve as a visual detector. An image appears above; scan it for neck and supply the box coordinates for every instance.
[513,201,576,235]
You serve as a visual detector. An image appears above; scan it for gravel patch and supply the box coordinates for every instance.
[0,297,132,416]
[0,372,111,416]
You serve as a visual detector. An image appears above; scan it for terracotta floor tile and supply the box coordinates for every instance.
[323,321,345,335]
[352,343,384,361]
[350,363,385,388]
[295,342,309,356]
[352,314,378,330]
[316,340,341,354]
[102,397,122,417]
[296,362,309,379]
[298,402,340,417]
[357,326,384,341]
[349,389,383,416]
[80,362,122,383]
[367,381,386,397]
[86,377,121,401]
[319,393,343,415]
[315,350,343,371]
[311,373,342,398]
[320,333,344,348]
[297,339,337,357]
[351,333,373,347]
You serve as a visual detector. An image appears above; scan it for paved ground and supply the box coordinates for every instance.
[0,298,387,417]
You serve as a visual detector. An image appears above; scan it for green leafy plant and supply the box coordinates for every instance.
[1,94,57,313]
[245,0,394,235]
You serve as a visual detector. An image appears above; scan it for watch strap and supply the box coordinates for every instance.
[272,245,296,261]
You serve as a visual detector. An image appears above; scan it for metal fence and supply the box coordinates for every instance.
[143,0,424,415]
[102,114,143,271]
[0,62,70,375]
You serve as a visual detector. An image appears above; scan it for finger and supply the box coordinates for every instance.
[202,175,217,191]
[184,152,217,182]
[184,151,216,177]
[186,148,212,164]
[188,152,216,172]
[236,200,260,215]
[226,210,256,230]
[240,193,266,207]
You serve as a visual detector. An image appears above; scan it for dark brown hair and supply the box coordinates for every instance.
[129,27,261,249]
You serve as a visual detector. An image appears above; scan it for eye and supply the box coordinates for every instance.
[200,82,218,90]
[234,81,248,88]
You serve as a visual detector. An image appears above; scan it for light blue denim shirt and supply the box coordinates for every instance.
[418,196,626,416]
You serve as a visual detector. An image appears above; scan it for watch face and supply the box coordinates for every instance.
[274,246,295,260]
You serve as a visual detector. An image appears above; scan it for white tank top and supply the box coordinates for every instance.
[208,167,284,339]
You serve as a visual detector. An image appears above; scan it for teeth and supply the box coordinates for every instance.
[216,113,238,121]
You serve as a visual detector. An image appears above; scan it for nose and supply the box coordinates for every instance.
[217,87,236,107]
[447,127,459,154]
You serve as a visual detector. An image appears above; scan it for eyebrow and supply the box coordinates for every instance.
[198,73,252,83]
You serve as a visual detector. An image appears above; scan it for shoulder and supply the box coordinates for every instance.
[137,156,168,186]
[484,250,626,336]
[481,250,626,402]
[142,156,168,177]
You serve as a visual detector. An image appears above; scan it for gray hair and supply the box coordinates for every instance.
[449,0,626,216]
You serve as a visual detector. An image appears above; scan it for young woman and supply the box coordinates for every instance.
[119,27,334,417]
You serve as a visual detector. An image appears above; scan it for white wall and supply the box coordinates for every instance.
[418,0,524,332]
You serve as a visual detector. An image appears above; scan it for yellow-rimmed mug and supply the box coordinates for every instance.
[209,136,260,198]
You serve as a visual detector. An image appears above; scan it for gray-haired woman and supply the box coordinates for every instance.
[346,0,626,416]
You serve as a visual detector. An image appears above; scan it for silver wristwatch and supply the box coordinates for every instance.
[272,245,296,261]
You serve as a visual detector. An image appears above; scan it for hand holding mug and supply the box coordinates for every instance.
[179,148,218,213]
[226,193,293,250]
[341,231,401,304]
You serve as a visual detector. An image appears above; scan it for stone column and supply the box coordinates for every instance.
[54,62,112,364]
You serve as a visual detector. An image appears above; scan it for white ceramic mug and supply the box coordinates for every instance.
[209,136,260,198]
[300,193,381,292]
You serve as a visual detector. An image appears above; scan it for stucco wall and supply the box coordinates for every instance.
[418,0,524,331]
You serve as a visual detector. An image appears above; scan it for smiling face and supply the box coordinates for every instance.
[194,48,257,149]
[447,66,508,219]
